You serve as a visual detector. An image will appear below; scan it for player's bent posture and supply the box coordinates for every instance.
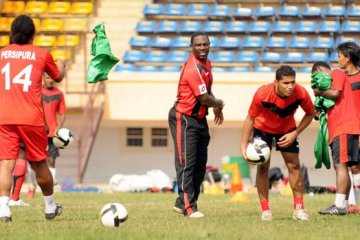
[241,65,314,221]
[0,15,66,222]
[169,32,224,218]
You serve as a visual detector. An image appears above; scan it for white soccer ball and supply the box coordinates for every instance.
[245,139,271,165]
[100,203,128,227]
[52,128,74,149]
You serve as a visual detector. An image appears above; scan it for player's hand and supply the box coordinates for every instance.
[313,88,323,97]
[277,132,297,148]
[213,107,224,125]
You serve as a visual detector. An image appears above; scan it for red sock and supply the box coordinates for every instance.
[260,199,270,211]
[294,197,304,210]
[11,158,27,201]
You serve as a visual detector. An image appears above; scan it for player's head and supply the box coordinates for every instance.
[11,15,35,44]
[336,41,360,69]
[311,61,331,74]
[274,65,296,97]
[190,32,210,62]
[42,73,55,89]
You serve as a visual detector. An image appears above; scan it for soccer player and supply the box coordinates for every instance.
[0,15,66,222]
[241,65,314,221]
[168,32,224,218]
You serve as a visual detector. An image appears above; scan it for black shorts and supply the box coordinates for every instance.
[330,134,359,166]
[253,128,299,153]
[48,137,60,158]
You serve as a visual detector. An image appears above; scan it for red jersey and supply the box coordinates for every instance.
[42,87,66,137]
[327,69,360,143]
[0,44,61,125]
[175,53,213,119]
[249,82,314,134]
[347,72,360,117]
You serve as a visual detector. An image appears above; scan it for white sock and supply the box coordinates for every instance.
[28,165,37,189]
[335,193,346,208]
[352,173,360,204]
[0,196,9,207]
[348,172,357,205]
[49,167,56,180]
[43,194,56,213]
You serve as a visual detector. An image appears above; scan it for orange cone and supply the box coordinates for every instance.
[229,164,243,194]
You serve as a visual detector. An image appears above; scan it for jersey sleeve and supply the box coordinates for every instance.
[248,90,262,117]
[331,69,346,91]
[186,68,208,97]
[44,52,61,81]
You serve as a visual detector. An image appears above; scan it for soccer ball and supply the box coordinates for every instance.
[245,139,271,165]
[52,128,74,149]
[100,203,128,227]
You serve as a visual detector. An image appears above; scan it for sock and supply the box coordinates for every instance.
[335,193,346,208]
[49,167,56,180]
[260,199,270,211]
[352,173,360,204]
[11,158,27,201]
[43,194,56,213]
[28,164,37,190]
[348,172,357,205]
[0,196,9,207]
[294,197,304,210]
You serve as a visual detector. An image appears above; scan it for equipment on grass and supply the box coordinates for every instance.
[52,128,74,149]
[100,203,128,227]
[245,139,270,165]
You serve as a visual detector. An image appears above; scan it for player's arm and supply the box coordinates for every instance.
[54,59,66,83]
[197,93,224,109]
[313,88,340,100]
[241,114,255,159]
[58,114,66,128]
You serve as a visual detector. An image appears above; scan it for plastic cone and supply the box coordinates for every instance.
[230,191,251,203]
[229,164,243,194]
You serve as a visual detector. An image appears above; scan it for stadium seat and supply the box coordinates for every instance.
[208,5,231,18]
[40,19,63,32]
[229,66,250,72]
[265,36,287,49]
[278,5,300,18]
[171,36,190,48]
[157,20,178,33]
[289,36,311,49]
[50,49,72,60]
[70,2,93,15]
[312,36,335,49]
[159,65,182,72]
[248,21,271,33]
[114,64,136,72]
[325,5,345,17]
[143,50,167,62]
[187,4,208,17]
[47,1,71,14]
[342,21,360,33]
[34,35,56,47]
[233,7,253,19]
[163,4,186,16]
[255,6,276,18]
[254,66,274,72]
[301,6,323,18]
[296,21,318,33]
[336,36,358,45]
[204,21,225,33]
[300,67,312,73]
[347,4,360,18]
[32,18,41,31]
[272,20,295,34]
[225,21,247,33]
[63,18,87,32]
[330,51,338,62]
[213,51,235,63]
[318,20,340,33]
[55,35,80,47]
[235,51,259,63]
[241,36,264,49]
[283,52,305,63]
[167,50,189,63]
[143,4,163,16]
[136,21,156,34]
[219,36,241,48]
[209,36,219,48]
[129,36,151,48]
[0,17,11,32]
[0,1,25,14]
[123,50,144,63]
[150,37,171,48]
[307,52,329,63]
[137,65,159,72]
[24,1,48,14]
[179,21,202,33]
[261,52,282,63]
[0,35,10,47]
[212,67,228,72]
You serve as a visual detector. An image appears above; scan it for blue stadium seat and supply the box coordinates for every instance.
[301,6,323,18]
[168,50,189,63]
[330,51,338,62]
[143,4,163,16]
[318,20,340,33]
[235,51,258,63]
[225,21,247,33]
[248,21,271,33]
[129,36,151,48]
[307,52,329,63]
[336,36,359,45]
[137,65,159,72]
[157,20,179,33]
[296,21,318,33]
[159,65,182,72]
[136,21,156,34]
[342,20,360,33]
[171,36,190,48]
[187,3,208,16]
[209,36,219,48]
[150,37,171,48]
[114,64,136,72]
[300,67,312,73]
[312,36,334,49]
[272,20,295,33]
[209,5,231,18]
[229,66,250,72]
[254,66,274,72]
[123,50,144,63]
[261,52,282,63]
[179,21,202,33]
[204,21,225,33]
[241,36,264,48]
[143,50,167,62]
[233,7,253,19]
[278,5,300,18]
[163,4,186,16]
[325,5,345,17]
[265,36,287,49]
[347,4,360,18]
[289,36,310,49]
[213,51,235,63]
[219,36,241,48]
[283,52,305,63]
[212,67,228,72]
[255,6,276,18]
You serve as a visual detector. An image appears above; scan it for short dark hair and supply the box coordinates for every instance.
[311,61,331,73]
[190,31,209,45]
[275,65,296,81]
[11,15,35,44]
[337,41,360,68]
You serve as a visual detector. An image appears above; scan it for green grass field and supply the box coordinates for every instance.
[1,192,360,240]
